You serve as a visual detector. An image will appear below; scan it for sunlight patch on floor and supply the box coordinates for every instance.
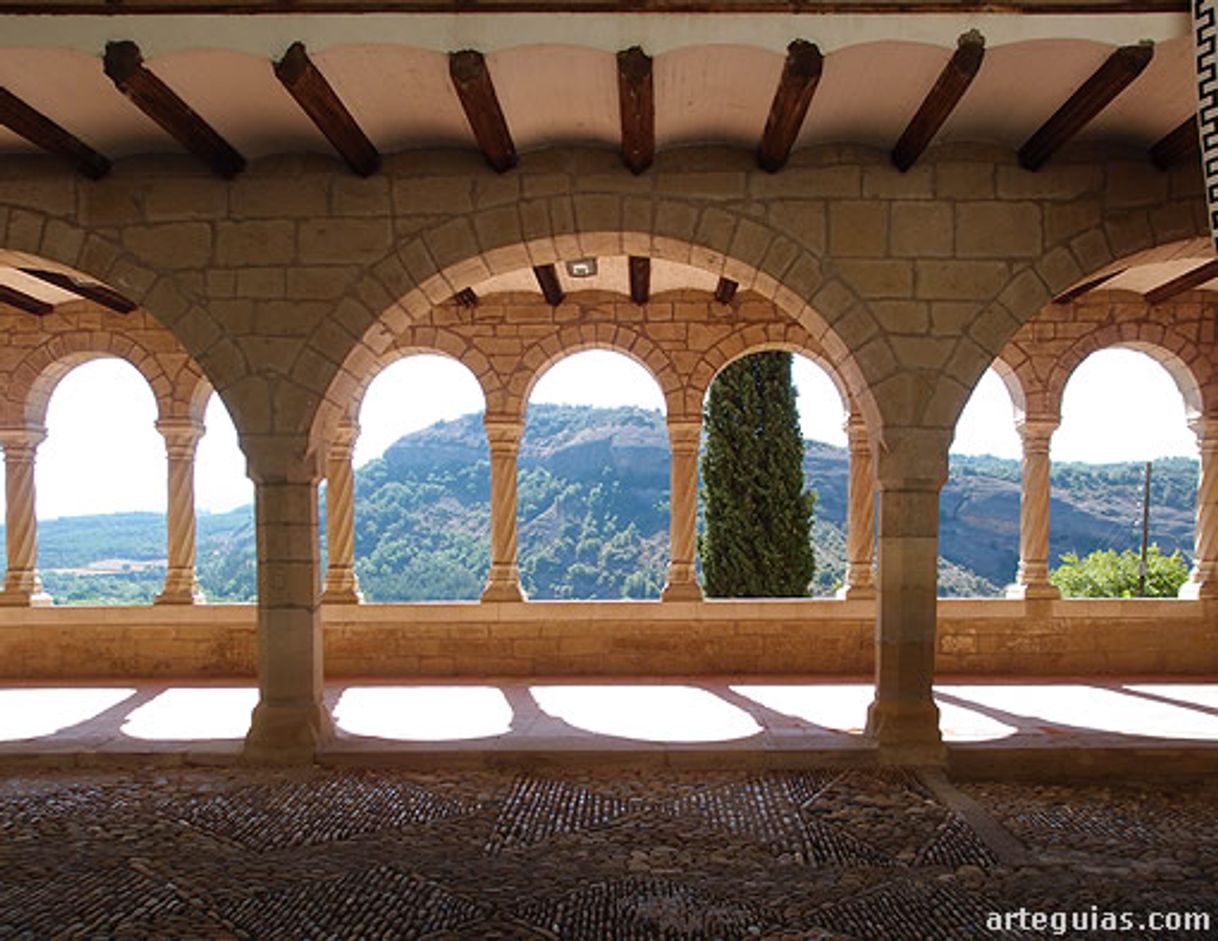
[531,685,762,743]
[937,685,1218,740]
[121,687,257,741]
[731,684,872,735]
[334,686,514,741]
[0,688,135,741]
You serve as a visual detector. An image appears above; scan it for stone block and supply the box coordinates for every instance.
[890,202,953,258]
[829,201,887,257]
[836,259,914,300]
[956,202,1041,258]
[216,221,296,266]
[298,218,393,264]
[915,260,1009,300]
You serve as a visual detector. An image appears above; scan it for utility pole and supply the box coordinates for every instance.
[1138,460,1151,596]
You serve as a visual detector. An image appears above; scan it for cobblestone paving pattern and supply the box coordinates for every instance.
[0,769,1214,939]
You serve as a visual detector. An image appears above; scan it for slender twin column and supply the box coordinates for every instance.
[1180,416,1218,599]
[662,417,703,601]
[321,420,363,604]
[865,431,949,762]
[838,413,876,600]
[0,428,51,607]
[154,419,206,605]
[1007,415,1060,600]
[482,417,526,602]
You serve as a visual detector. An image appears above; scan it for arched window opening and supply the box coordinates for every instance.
[350,355,488,602]
[35,359,165,605]
[1050,348,1197,598]
[195,394,256,602]
[521,350,668,600]
[943,369,1023,598]
[698,352,847,598]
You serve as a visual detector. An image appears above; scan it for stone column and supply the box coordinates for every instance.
[244,444,333,762]
[662,417,703,601]
[1180,416,1218,599]
[154,418,206,605]
[865,430,948,762]
[837,413,876,600]
[482,417,526,602]
[1006,416,1061,600]
[321,420,362,604]
[0,428,51,607]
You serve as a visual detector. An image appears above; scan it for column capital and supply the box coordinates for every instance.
[1014,414,1059,443]
[327,420,361,460]
[666,417,702,452]
[484,417,524,450]
[156,418,205,455]
[1188,414,1218,447]
[843,413,871,451]
[0,426,47,454]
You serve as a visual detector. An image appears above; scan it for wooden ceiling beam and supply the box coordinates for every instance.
[757,40,823,173]
[628,255,650,304]
[617,46,654,175]
[1018,43,1154,171]
[19,268,137,314]
[103,41,245,179]
[1150,116,1199,171]
[0,87,110,180]
[891,31,985,172]
[0,285,53,316]
[449,50,517,173]
[275,41,380,177]
[1052,268,1124,304]
[455,287,478,308]
[714,276,738,304]
[533,264,564,306]
[1145,259,1218,305]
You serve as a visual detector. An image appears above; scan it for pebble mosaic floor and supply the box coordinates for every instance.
[0,768,1215,939]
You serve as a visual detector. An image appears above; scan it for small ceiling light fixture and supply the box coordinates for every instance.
[565,257,598,278]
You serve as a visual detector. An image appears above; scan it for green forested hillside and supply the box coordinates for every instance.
[0,404,1198,603]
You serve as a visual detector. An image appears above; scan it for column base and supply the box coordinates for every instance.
[154,587,206,605]
[836,582,876,601]
[661,579,703,602]
[244,699,335,764]
[321,586,364,605]
[481,579,526,603]
[1004,581,1060,600]
[865,696,944,764]
[0,589,52,607]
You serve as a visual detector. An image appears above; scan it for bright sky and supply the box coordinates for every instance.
[4,347,1200,521]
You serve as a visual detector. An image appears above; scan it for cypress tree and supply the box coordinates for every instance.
[699,351,815,597]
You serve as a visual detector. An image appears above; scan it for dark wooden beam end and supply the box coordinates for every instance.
[628,255,650,304]
[455,287,478,307]
[449,50,517,173]
[891,31,985,172]
[1018,43,1154,172]
[757,39,823,173]
[1145,259,1218,305]
[0,87,110,180]
[19,268,137,314]
[714,276,738,304]
[533,264,564,306]
[1149,116,1200,171]
[0,285,53,316]
[617,46,654,175]
[103,40,245,179]
[275,41,380,177]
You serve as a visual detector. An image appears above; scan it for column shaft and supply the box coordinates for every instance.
[0,429,50,607]
[482,418,525,602]
[662,418,703,601]
[1181,417,1218,599]
[838,414,876,600]
[865,430,949,764]
[245,476,333,761]
[155,419,205,605]
[322,421,362,604]
[1008,417,1060,600]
